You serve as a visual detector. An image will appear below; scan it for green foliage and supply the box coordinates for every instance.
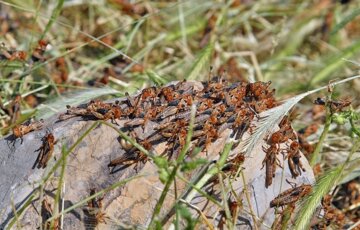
[36,87,121,119]
[146,70,168,86]
[153,155,170,184]
[331,8,360,35]
[295,139,360,230]
[309,39,360,86]
[149,105,196,227]
[180,158,208,172]
[186,42,214,80]
[175,204,198,230]
[295,165,343,230]
[41,0,64,40]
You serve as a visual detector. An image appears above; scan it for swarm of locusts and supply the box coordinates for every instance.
[8,77,322,227]
[9,78,313,189]
[58,78,277,170]
[7,77,356,228]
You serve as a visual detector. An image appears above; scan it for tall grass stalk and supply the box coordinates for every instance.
[40,0,64,40]
[160,161,223,226]
[218,172,233,230]
[6,194,36,230]
[240,171,258,230]
[102,121,153,158]
[309,108,332,166]
[166,140,234,230]
[149,104,196,227]
[5,121,99,229]
[50,145,67,229]
[295,138,360,230]
[309,39,360,86]
[46,174,143,222]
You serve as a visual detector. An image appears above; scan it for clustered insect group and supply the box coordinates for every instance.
[9,78,309,189]
[6,77,323,228]
[57,78,277,173]
[262,116,306,188]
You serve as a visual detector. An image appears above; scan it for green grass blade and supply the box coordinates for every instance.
[295,139,360,230]
[40,0,64,40]
[264,19,321,81]
[165,20,205,42]
[51,145,67,229]
[149,104,196,227]
[124,18,145,54]
[309,39,360,86]
[184,140,233,204]
[146,70,168,86]
[331,8,360,36]
[294,165,343,230]
[309,109,332,166]
[6,194,36,230]
[36,87,121,120]
[186,42,214,80]
[46,174,143,222]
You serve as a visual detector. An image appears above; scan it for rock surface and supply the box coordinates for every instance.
[0,81,315,229]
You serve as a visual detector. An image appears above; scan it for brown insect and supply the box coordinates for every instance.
[266,122,296,148]
[193,121,218,152]
[83,188,107,226]
[12,119,44,142]
[217,198,251,229]
[311,194,345,229]
[160,85,180,103]
[228,83,247,105]
[58,104,88,120]
[253,97,277,113]
[232,109,253,139]
[89,104,122,125]
[108,150,148,172]
[321,195,345,228]
[266,131,286,147]
[41,198,60,230]
[271,202,296,230]
[262,144,280,188]
[54,57,68,83]
[125,106,161,128]
[0,49,27,61]
[31,39,48,62]
[197,98,213,112]
[314,97,351,113]
[297,135,314,156]
[223,153,245,177]
[298,123,318,138]
[328,98,351,113]
[140,86,158,101]
[270,183,312,208]
[248,81,273,100]
[58,100,121,124]
[33,132,56,169]
[287,141,305,178]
